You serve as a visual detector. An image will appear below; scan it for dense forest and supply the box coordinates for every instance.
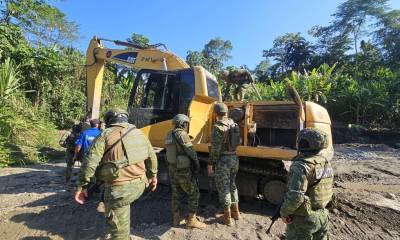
[0,0,399,167]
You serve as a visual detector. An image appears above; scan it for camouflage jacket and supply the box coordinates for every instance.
[209,117,235,165]
[280,152,334,217]
[76,123,158,191]
[173,127,198,162]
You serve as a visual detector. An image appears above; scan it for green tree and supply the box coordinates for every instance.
[0,23,32,62]
[253,59,271,83]
[263,33,314,74]
[186,50,207,67]
[126,33,150,48]
[356,40,384,79]
[332,0,386,51]
[309,26,351,67]
[186,37,233,74]
[310,0,389,74]
[0,0,78,45]
[374,10,400,70]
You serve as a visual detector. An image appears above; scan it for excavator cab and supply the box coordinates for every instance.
[128,69,197,128]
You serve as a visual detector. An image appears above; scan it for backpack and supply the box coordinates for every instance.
[222,119,241,152]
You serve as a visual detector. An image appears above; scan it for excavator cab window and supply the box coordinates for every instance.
[127,70,179,127]
[141,73,177,110]
[206,77,220,100]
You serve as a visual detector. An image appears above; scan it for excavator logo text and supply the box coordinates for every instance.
[108,51,138,64]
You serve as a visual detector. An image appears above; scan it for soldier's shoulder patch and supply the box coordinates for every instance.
[315,166,334,179]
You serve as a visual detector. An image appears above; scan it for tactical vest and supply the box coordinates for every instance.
[294,154,334,215]
[215,118,241,153]
[164,129,191,169]
[97,124,150,183]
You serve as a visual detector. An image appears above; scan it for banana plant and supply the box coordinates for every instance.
[0,58,21,100]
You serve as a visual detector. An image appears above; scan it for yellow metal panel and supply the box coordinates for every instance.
[86,38,105,119]
[193,144,297,161]
[193,66,208,96]
[305,101,331,124]
[237,146,297,160]
[305,101,333,149]
[187,95,216,144]
[140,120,173,148]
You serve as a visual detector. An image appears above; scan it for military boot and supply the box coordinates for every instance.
[173,212,185,226]
[231,203,240,220]
[187,213,206,229]
[218,208,233,226]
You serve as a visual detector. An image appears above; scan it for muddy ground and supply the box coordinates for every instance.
[0,144,399,240]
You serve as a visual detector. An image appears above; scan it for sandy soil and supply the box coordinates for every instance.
[0,144,399,240]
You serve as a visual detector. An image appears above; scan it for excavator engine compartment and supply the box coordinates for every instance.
[250,103,299,148]
[226,101,300,150]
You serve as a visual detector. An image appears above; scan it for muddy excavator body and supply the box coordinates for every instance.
[85,37,333,204]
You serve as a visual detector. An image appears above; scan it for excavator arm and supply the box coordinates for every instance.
[85,36,190,119]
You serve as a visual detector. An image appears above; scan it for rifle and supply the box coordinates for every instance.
[266,201,282,234]
[86,181,103,200]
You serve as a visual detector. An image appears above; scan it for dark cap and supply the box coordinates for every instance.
[90,119,101,127]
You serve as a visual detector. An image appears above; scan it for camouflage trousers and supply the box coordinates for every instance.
[104,179,146,240]
[223,83,249,101]
[215,155,239,209]
[169,167,199,214]
[233,83,249,101]
[286,209,329,240]
[65,150,75,183]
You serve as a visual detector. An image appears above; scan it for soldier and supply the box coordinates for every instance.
[280,128,334,240]
[74,109,158,240]
[165,114,206,229]
[60,123,81,183]
[208,102,241,226]
[220,69,253,101]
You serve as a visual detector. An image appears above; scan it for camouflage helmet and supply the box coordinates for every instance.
[214,102,228,116]
[172,114,190,127]
[104,108,129,126]
[297,128,328,152]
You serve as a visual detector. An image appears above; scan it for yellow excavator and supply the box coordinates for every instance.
[85,36,333,204]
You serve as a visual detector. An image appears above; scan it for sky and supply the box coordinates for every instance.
[54,0,400,69]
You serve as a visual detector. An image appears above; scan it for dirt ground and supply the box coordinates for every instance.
[0,144,399,240]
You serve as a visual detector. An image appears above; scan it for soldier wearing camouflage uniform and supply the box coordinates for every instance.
[165,114,206,229]
[208,102,240,226]
[75,109,158,240]
[220,68,253,101]
[281,128,334,240]
[59,123,81,183]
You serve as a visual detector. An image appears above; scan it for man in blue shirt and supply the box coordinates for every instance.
[73,119,101,162]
